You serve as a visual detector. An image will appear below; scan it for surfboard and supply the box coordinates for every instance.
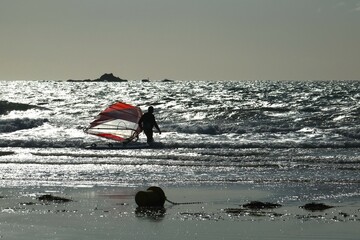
[84,142,164,150]
[85,142,149,150]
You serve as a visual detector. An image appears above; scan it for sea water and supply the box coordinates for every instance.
[0,80,359,203]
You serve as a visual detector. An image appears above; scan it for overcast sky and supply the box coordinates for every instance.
[1,0,360,81]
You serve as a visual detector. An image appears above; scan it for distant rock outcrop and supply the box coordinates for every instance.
[67,73,127,82]
[95,73,127,82]
[66,74,177,82]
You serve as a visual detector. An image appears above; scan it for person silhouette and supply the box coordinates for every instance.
[138,106,161,144]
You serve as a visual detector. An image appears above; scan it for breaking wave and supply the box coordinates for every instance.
[0,118,49,133]
[0,100,48,115]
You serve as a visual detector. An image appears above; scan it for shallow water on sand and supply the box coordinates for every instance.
[0,184,359,240]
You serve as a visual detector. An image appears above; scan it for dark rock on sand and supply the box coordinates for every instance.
[135,186,166,207]
[242,201,282,209]
[300,202,334,211]
[37,194,72,203]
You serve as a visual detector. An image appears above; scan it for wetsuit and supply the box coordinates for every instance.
[138,112,161,143]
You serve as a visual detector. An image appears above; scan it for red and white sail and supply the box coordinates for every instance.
[85,102,142,143]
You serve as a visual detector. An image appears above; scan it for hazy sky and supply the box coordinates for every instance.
[1,0,360,81]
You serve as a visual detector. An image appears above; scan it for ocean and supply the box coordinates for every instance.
[0,80,359,203]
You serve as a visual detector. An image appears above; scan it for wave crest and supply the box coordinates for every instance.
[0,118,49,133]
[0,100,47,115]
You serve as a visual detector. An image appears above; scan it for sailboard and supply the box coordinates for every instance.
[84,101,142,144]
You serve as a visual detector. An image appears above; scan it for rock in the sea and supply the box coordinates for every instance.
[96,73,127,82]
[67,73,127,82]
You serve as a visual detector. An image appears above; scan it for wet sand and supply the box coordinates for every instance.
[0,184,359,240]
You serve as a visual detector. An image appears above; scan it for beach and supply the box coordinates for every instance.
[1,80,359,239]
[1,184,359,240]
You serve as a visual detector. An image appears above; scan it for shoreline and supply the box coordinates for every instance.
[1,184,359,240]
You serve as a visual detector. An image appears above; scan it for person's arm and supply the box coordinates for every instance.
[154,120,161,134]
[138,116,143,129]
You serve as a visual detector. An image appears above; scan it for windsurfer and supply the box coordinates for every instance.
[138,106,161,144]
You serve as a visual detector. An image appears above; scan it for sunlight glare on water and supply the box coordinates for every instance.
[0,80,359,204]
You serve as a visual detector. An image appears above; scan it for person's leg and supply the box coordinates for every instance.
[144,129,154,144]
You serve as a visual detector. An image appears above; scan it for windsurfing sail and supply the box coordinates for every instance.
[84,102,142,143]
